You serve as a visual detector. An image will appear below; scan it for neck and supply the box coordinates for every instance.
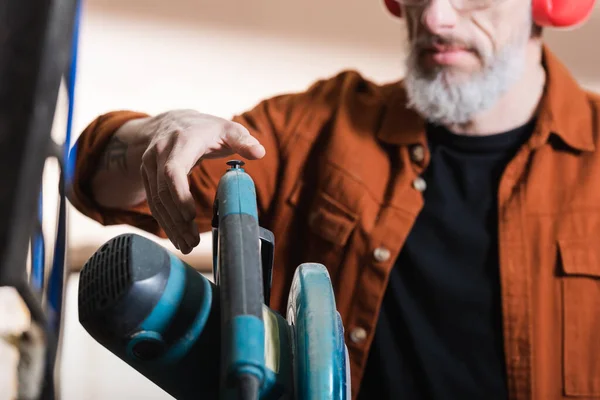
[446,41,546,136]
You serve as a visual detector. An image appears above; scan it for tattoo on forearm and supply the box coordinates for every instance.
[99,136,128,172]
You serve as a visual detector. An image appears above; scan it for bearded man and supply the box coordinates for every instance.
[68,0,600,399]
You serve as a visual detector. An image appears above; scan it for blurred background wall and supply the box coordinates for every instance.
[49,0,600,398]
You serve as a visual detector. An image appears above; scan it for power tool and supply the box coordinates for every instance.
[77,160,351,399]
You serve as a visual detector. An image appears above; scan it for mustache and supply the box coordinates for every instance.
[410,34,480,56]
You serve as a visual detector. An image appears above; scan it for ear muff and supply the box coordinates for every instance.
[383,0,596,28]
[384,0,402,18]
[532,0,596,27]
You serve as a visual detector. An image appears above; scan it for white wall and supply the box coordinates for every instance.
[57,0,600,398]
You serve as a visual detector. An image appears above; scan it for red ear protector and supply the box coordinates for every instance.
[384,0,596,28]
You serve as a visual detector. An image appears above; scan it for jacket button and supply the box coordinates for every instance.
[373,247,391,262]
[410,145,425,163]
[412,177,427,192]
[350,327,367,343]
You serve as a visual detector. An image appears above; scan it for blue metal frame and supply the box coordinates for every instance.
[45,0,82,333]
[31,191,45,291]
[64,0,81,187]
[28,0,82,382]
[30,0,82,295]
[0,0,81,396]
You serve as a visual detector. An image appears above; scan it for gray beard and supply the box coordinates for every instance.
[403,27,531,126]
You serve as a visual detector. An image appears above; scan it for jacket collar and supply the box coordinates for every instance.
[377,45,595,152]
[531,45,595,152]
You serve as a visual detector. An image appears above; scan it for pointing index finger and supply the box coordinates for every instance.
[223,122,266,160]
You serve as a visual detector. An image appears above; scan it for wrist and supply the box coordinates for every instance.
[114,116,153,146]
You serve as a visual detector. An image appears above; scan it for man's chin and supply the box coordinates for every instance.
[412,65,475,85]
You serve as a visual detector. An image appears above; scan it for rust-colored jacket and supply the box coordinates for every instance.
[69,46,600,399]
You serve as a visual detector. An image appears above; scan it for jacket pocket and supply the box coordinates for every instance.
[307,191,357,246]
[304,190,358,280]
[558,238,600,397]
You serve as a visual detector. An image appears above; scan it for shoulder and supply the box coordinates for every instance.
[304,69,400,109]
[584,87,600,107]
[260,69,399,113]
[585,89,600,115]
[583,89,600,145]
[236,70,401,145]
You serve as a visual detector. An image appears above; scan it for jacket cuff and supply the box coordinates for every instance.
[67,111,150,225]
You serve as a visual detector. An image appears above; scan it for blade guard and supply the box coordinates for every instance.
[287,263,351,400]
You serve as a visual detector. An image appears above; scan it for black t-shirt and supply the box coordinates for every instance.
[357,120,536,400]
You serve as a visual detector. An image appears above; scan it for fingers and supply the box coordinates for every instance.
[157,143,200,253]
[138,112,265,256]
[140,164,180,250]
[164,160,198,223]
[142,137,200,254]
[222,122,266,160]
[164,143,201,223]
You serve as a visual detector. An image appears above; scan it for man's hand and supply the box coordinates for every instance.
[131,110,265,254]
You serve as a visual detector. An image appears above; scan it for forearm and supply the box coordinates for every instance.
[91,116,153,209]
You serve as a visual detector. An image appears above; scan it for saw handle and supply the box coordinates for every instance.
[212,160,266,398]
[211,173,274,307]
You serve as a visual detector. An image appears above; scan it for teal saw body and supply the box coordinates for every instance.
[214,161,268,399]
[77,159,350,400]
